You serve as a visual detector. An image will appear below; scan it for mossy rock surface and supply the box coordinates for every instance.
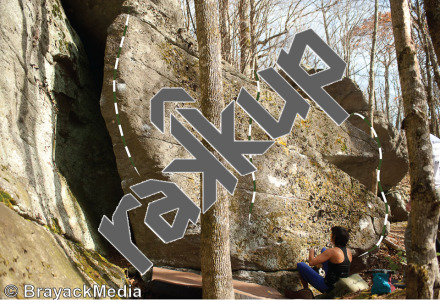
[0,189,15,209]
[0,0,123,252]
[0,203,126,298]
[100,0,388,278]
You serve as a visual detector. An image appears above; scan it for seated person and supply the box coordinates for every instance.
[297,226,352,293]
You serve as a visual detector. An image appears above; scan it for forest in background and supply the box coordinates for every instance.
[180,0,440,137]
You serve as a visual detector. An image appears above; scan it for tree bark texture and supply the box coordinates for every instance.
[219,0,231,63]
[390,0,440,297]
[416,0,439,136]
[249,0,257,71]
[194,0,235,298]
[396,89,402,129]
[384,58,391,122]
[239,0,251,76]
[368,0,379,194]
[428,37,440,91]
[425,0,440,61]
[425,49,438,136]
[321,0,331,45]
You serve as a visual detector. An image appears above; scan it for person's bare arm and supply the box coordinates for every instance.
[309,248,332,266]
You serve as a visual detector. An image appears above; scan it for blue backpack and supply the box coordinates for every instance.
[371,273,392,295]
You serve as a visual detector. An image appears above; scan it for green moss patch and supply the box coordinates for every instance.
[52,3,63,19]
[68,242,126,289]
[335,135,348,152]
[0,189,16,208]
[50,218,63,235]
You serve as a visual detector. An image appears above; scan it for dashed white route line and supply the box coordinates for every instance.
[112,13,140,176]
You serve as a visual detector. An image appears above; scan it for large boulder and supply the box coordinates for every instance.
[272,63,407,194]
[321,78,408,192]
[281,71,368,114]
[99,0,388,289]
[324,77,369,113]
[386,191,409,222]
[347,111,408,191]
[0,0,122,251]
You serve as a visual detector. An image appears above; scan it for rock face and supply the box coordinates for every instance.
[0,0,122,250]
[279,64,407,194]
[324,77,369,113]
[386,191,409,222]
[60,0,125,86]
[99,0,388,286]
[61,0,125,51]
[347,111,408,191]
[0,203,126,298]
[323,80,408,192]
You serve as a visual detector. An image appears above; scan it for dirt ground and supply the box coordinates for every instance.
[340,221,408,299]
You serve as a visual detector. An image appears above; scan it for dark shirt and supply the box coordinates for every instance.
[324,247,351,289]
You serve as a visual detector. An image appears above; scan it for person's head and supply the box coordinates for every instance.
[330,226,349,247]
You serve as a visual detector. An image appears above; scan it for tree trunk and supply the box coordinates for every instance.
[367,0,379,194]
[194,0,235,298]
[239,0,251,76]
[425,0,440,61]
[186,0,196,33]
[321,0,331,45]
[384,58,391,122]
[426,49,437,135]
[219,0,231,63]
[396,95,402,129]
[395,84,402,129]
[389,0,440,298]
[428,37,440,91]
[249,0,257,72]
[416,0,439,136]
